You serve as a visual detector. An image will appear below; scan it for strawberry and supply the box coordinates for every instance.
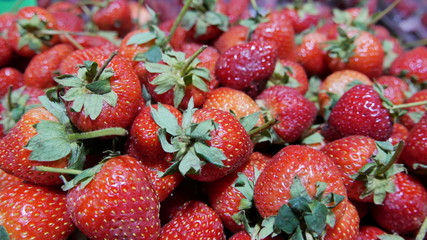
[357,226,392,240]
[51,11,85,44]
[202,87,264,126]
[65,155,161,240]
[205,152,272,233]
[229,231,283,240]
[390,46,427,84]
[324,200,359,240]
[325,28,384,78]
[159,200,226,240]
[399,89,427,130]
[158,19,189,52]
[389,123,409,145]
[0,67,24,97]
[217,0,250,25]
[376,75,409,105]
[321,84,393,141]
[46,1,83,15]
[92,0,134,37]
[7,6,59,58]
[213,25,249,54]
[0,13,17,37]
[24,43,74,89]
[0,38,12,67]
[256,86,317,143]
[0,183,75,240]
[266,59,309,95]
[253,145,347,239]
[0,169,22,191]
[321,136,405,204]
[215,41,277,98]
[296,31,329,77]
[282,1,323,33]
[371,173,427,235]
[56,53,142,132]
[400,114,427,172]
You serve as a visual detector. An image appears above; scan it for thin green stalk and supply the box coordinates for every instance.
[163,0,193,47]
[181,45,207,75]
[416,217,427,240]
[250,0,259,12]
[93,51,117,82]
[63,33,84,50]
[34,166,83,175]
[376,141,404,176]
[38,29,97,36]
[392,100,427,109]
[369,0,402,25]
[68,127,127,141]
[248,119,278,136]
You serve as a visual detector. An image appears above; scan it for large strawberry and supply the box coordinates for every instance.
[390,46,427,83]
[65,155,161,240]
[159,200,226,240]
[0,183,75,240]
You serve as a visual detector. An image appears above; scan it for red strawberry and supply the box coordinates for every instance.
[324,200,360,240]
[217,0,250,24]
[213,25,249,54]
[321,84,393,141]
[7,6,59,58]
[0,183,75,240]
[206,152,272,233]
[159,200,226,240]
[253,145,347,239]
[66,155,161,240]
[357,226,388,240]
[46,1,83,15]
[57,54,142,132]
[63,35,114,49]
[371,173,427,235]
[399,89,427,130]
[390,46,427,83]
[229,231,283,240]
[92,0,134,37]
[389,123,409,145]
[376,75,409,105]
[400,114,427,172]
[296,31,329,77]
[51,11,85,44]
[0,13,17,37]
[281,2,323,34]
[0,38,12,67]
[215,41,277,98]
[256,86,317,143]
[158,19,188,51]
[0,67,24,97]
[0,169,22,191]
[267,59,309,95]
[24,43,74,89]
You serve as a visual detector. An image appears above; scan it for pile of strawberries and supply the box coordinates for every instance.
[0,0,427,239]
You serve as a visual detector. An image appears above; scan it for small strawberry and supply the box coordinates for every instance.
[266,59,309,95]
[388,123,409,145]
[215,41,277,98]
[0,13,17,37]
[0,38,12,67]
[0,169,22,191]
[400,114,427,172]
[51,11,85,44]
[46,1,83,15]
[229,231,283,240]
[24,43,74,89]
[296,31,329,77]
[390,46,427,84]
[217,0,250,25]
[282,1,323,33]
[213,25,249,54]
[376,75,409,105]
[0,67,24,97]
[324,200,359,240]
[399,89,427,130]
[159,200,226,240]
[65,155,161,240]
[92,0,134,37]
[0,183,75,240]
[356,226,403,240]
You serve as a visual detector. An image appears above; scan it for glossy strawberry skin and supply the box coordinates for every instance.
[0,37,12,67]
[324,201,359,240]
[371,173,427,235]
[214,25,249,54]
[189,108,253,182]
[256,86,317,143]
[92,0,133,37]
[0,169,22,191]
[399,89,427,130]
[400,115,427,171]
[24,44,74,89]
[356,226,387,240]
[254,145,347,220]
[376,75,409,105]
[390,46,427,83]
[296,31,329,77]
[0,67,24,97]
[159,200,226,240]
[65,55,142,132]
[321,135,377,202]
[215,41,277,98]
[0,107,69,186]
[0,183,75,240]
[275,59,309,95]
[389,123,409,146]
[322,84,393,141]
[66,155,161,240]
[206,152,272,233]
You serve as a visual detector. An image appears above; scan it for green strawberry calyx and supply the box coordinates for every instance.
[254,176,345,240]
[0,225,9,240]
[150,101,227,177]
[325,27,357,63]
[351,140,406,205]
[266,62,302,89]
[55,51,118,121]
[145,46,211,108]
[16,14,54,52]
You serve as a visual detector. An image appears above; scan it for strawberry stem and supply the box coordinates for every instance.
[93,51,117,82]
[392,100,427,110]
[63,33,84,50]
[376,141,404,176]
[34,166,83,175]
[369,0,402,25]
[37,29,97,36]
[416,217,427,240]
[405,38,427,48]
[134,0,146,28]
[163,0,193,47]
[68,127,127,141]
[181,45,207,75]
[250,0,259,12]
[248,119,278,136]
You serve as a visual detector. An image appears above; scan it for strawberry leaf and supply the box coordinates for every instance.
[61,163,104,191]
[378,234,405,240]
[126,31,157,45]
[193,142,226,167]
[239,112,261,133]
[275,205,299,234]
[325,28,356,63]
[178,147,202,175]
[150,103,181,135]
[0,226,9,240]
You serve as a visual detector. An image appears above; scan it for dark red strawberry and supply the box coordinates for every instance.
[371,173,427,235]
[51,11,85,44]
[0,183,75,239]
[267,59,309,95]
[321,84,393,141]
[256,86,317,143]
[66,155,161,240]
[400,114,427,172]
[92,0,134,37]
[399,89,427,130]
[159,200,226,240]
[0,67,24,97]
[24,43,74,89]
[390,46,427,84]
[324,200,359,240]
[215,41,277,98]
[0,38,12,67]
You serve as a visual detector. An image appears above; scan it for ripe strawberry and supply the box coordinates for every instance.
[57,54,142,132]
[0,38,12,67]
[371,173,427,235]
[7,6,59,58]
[51,11,85,44]
[0,67,24,97]
[0,107,69,186]
[213,25,249,54]
[159,200,226,240]
[318,69,372,117]
[46,1,83,15]
[399,89,427,130]
[326,28,384,78]
[24,43,74,89]
[281,2,322,33]
[324,200,359,240]
[229,231,283,240]
[63,35,114,49]
[205,152,272,233]
[390,46,427,83]
[376,75,409,105]
[203,87,264,125]
[296,31,329,77]
[215,41,277,98]
[0,13,17,37]
[217,0,250,24]
[253,145,347,239]
[389,123,409,145]
[92,0,134,37]
[256,86,317,143]
[267,59,309,95]
[400,114,427,172]
[0,169,22,191]
[321,84,393,141]
[66,155,161,240]
[357,226,388,240]
[0,183,75,240]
